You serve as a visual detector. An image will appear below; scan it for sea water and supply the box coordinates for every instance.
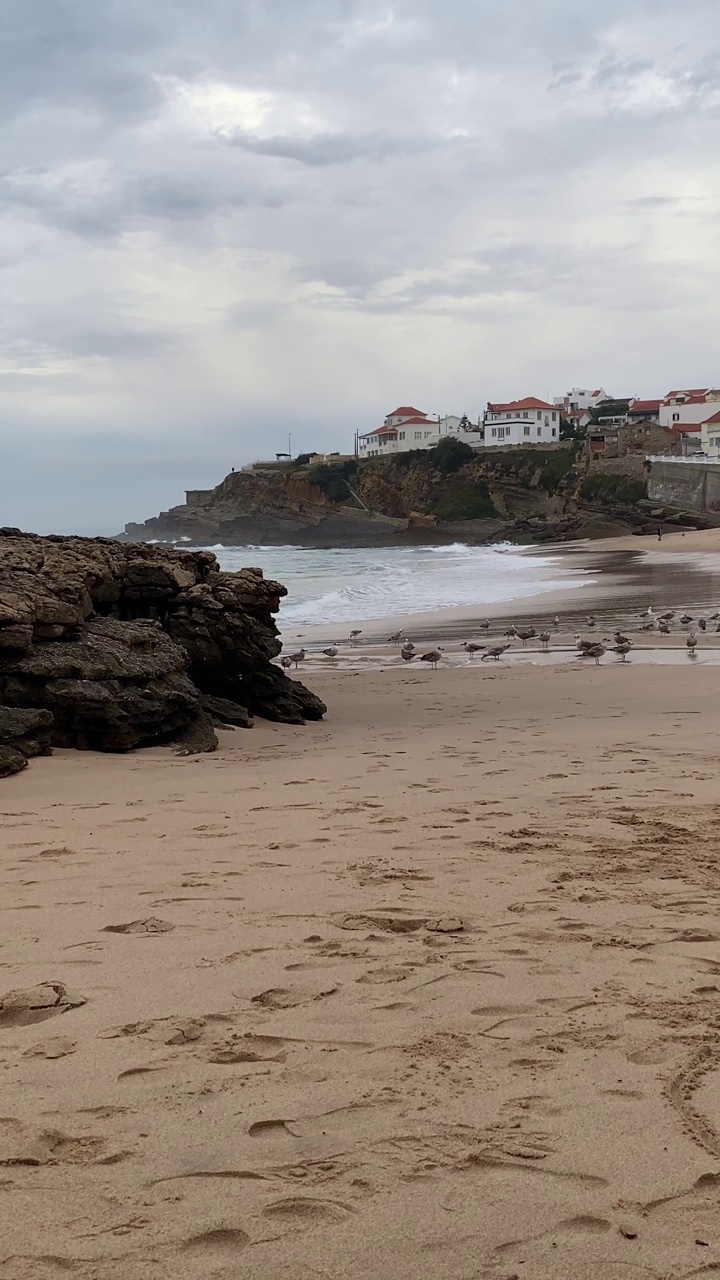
[212,543,595,628]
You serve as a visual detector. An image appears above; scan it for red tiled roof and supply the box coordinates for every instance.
[388,406,426,418]
[359,425,398,439]
[487,396,555,413]
[664,388,709,400]
[702,410,720,425]
[591,389,602,397]
[398,416,435,425]
[628,399,662,413]
[669,422,702,433]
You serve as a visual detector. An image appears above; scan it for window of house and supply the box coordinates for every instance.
[491,428,497,438]
[552,412,557,421]
[537,411,542,420]
[537,426,541,436]
[552,427,557,437]
[399,431,405,439]
[414,431,421,439]
[506,413,511,419]
[524,425,530,436]
[523,411,528,418]
[673,413,680,421]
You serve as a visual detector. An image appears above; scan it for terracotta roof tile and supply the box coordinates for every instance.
[487,396,555,413]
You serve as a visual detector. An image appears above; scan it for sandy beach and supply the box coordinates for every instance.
[2,654,720,1280]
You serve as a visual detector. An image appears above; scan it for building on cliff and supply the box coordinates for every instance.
[554,387,610,413]
[483,398,559,447]
[358,408,483,458]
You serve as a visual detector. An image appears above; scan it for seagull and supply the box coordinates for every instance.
[388,629,404,645]
[659,611,675,622]
[612,641,632,662]
[658,621,671,635]
[478,619,491,630]
[280,656,292,671]
[287,649,306,668]
[516,627,537,645]
[698,618,707,631]
[349,629,362,642]
[680,614,693,626]
[420,649,443,669]
[503,626,518,638]
[462,641,485,657]
[401,639,415,653]
[710,612,720,621]
[614,631,631,646]
[575,634,596,652]
[400,648,416,662]
[553,615,561,628]
[586,642,607,666]
[639,606,654,619]
[639,620,655,632]
[585,615,596,629]
[687,632,698,656]
[539,631,551,651]
[482,644,511,661]
[322,646,339,658]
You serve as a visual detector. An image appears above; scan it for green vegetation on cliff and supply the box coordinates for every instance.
[580,473,647,505]
[306,459,358,502]
[488,445,579,494]
[432,479,498,520]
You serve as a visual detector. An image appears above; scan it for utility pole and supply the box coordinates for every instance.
[288,432,292,458]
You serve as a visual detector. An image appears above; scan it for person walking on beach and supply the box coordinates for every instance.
[657,524,663,541]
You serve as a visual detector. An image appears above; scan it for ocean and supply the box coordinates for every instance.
[212,543,595,629]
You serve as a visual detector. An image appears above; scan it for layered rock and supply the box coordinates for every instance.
[0,530,325,774]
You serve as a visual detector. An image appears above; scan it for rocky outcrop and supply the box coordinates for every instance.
[0,530,325,775]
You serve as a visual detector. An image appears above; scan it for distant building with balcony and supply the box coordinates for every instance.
[483,397,559,447]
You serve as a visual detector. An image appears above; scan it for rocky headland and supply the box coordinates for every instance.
[122,442,656,548]
[0,530,325,778]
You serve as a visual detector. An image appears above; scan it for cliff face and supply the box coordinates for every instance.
[0,530,325,777]
[123,446,588,547]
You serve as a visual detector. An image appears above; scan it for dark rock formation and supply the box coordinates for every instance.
[0,529,325,775]
[0,706,54,777]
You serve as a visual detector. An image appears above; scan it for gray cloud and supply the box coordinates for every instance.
[1,0,720,532]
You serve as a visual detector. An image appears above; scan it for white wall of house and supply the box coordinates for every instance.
[554,387,609,411]
[659,397,720,429]
[484,416,559,447]
[700,418,720,458]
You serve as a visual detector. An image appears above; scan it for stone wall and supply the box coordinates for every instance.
[647,460,711,512]
[587,454,648,482]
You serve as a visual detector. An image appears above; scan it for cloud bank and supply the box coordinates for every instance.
[1,0,719,531]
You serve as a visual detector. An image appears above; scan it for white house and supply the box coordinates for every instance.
[358,407,441,457]
[700,409,720,458]
[483,397,559,447]
[659,388,720,429]
[554,387,610,413]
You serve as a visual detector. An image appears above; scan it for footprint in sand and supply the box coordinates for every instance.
[0,982,86,1028]
[102,917,174,934]
[262,1197,355,1225]
[182,1227,249,1254]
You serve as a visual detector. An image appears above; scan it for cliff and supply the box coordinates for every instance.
[0,530,325,778]
[123,441,612,547]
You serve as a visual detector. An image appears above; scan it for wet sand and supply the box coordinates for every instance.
[2,661,720,1278]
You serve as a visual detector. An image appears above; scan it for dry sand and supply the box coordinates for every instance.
[2,660,720,1279]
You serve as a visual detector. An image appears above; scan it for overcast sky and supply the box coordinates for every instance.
[1,0,719,533]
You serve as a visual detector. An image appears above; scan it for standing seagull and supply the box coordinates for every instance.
[539,631,551,651]
[280,655,293,671]
[680,614,694,627]
[687,632,698,656]
[401,639,415,654]
[462,641,485,658]
[349,629,363,643]
[420,649,443,669]
[516,627,537,645]
[612,641,632,662]
[553,615,561,628]
[388,629,404,645]
[586,642,607,666]
[698,618,707,632]
[658,620,671,635]
[287,648,306,669]
[585,615,596,629]
[482,644,511,661]
[322,646,339,658]
[400,648,415,663]
[478,619,491,631]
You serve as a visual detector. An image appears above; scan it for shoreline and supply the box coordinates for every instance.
[278,530,720,647]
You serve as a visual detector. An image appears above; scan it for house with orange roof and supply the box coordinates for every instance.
[554,387,610,414]
[483,397,559,446]
[659,388,720,429]
[700,409,720,458]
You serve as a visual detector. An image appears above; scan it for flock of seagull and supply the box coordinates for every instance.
[280,606,712,671]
